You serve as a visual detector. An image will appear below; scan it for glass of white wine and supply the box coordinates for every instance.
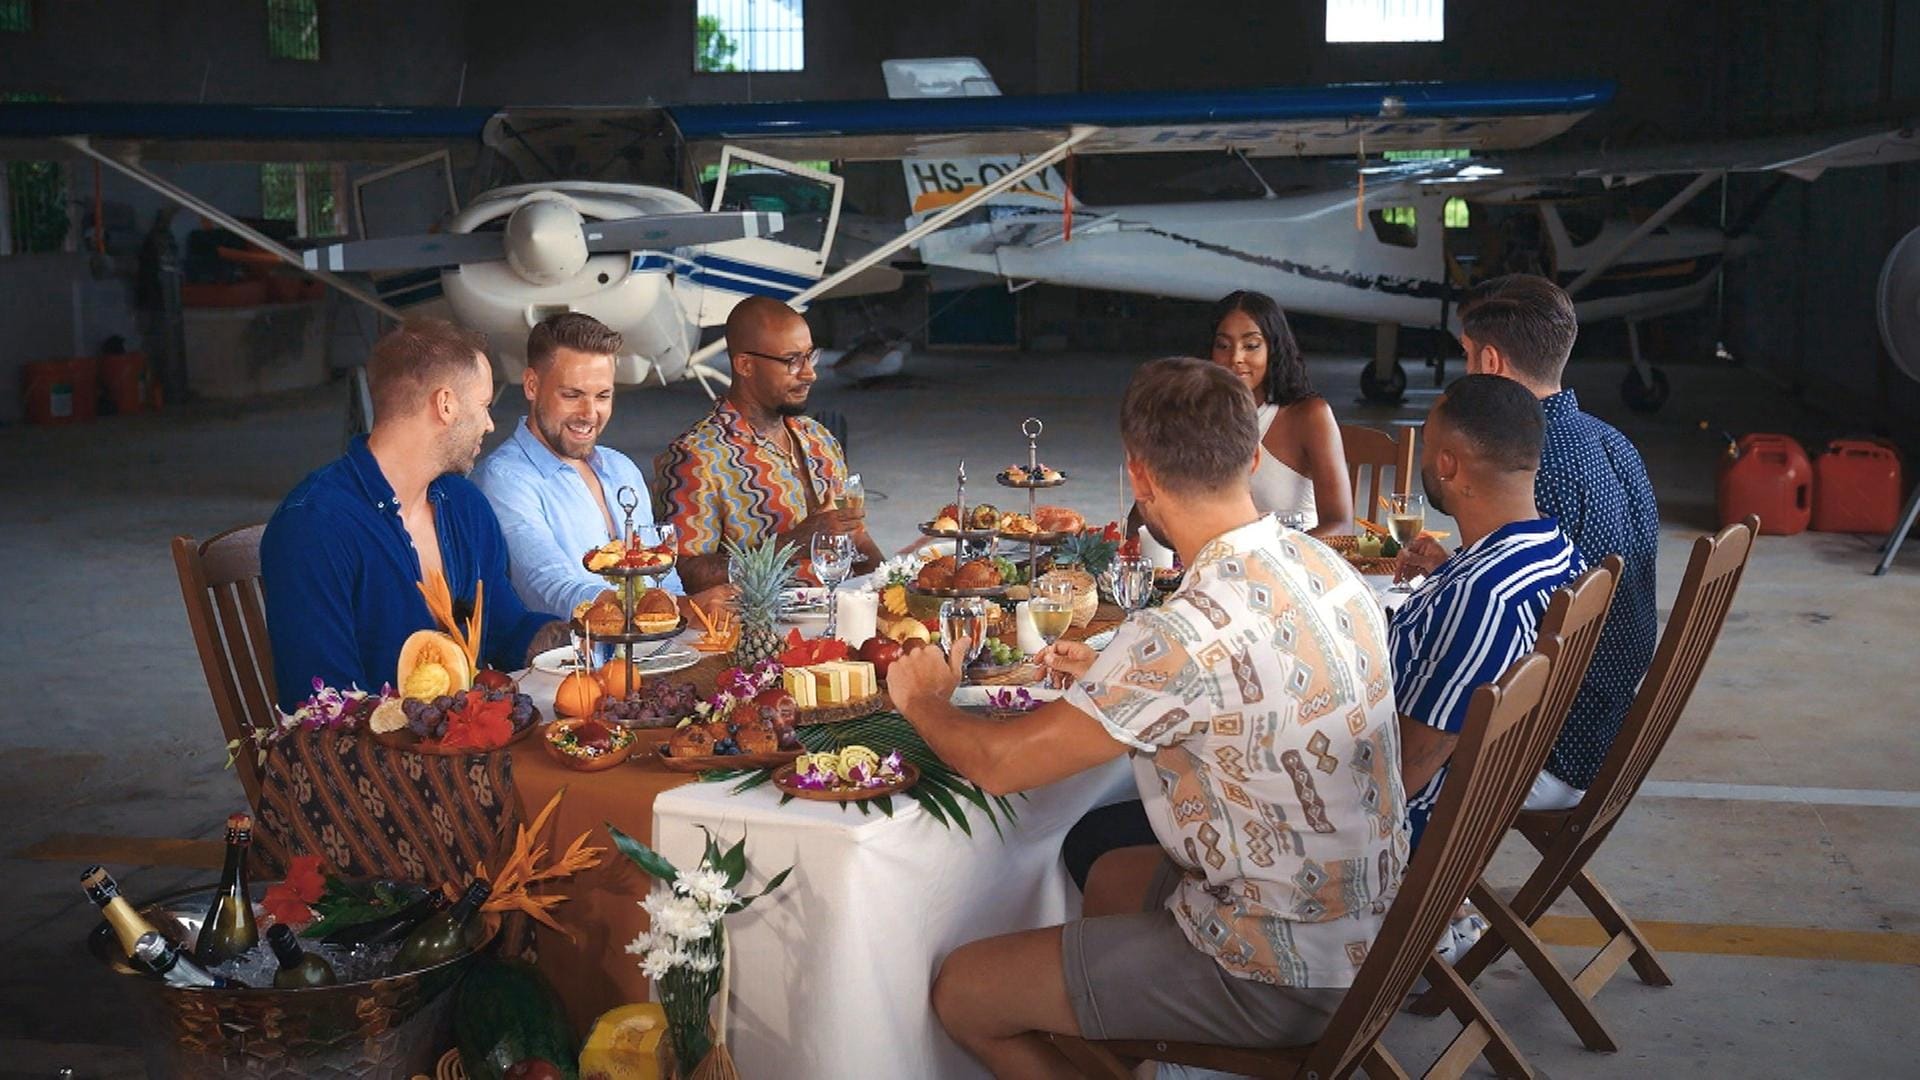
[1383,493,1426,593]
[1029,586,1075,688]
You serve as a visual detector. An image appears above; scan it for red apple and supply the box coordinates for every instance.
[858,636,905,679]
[474,668,514,693]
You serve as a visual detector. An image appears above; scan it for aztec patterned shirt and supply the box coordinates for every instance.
[1390,518,1582,848]
[1535,389,1660,789]
[1066,516,1408,988]
[652,398,849,557]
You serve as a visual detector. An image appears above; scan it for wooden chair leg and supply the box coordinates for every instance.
[1569,868,1674,988]
[1468,881,1618,1053]
[1049,1034,1133,1079]
[1421,955,1534,1079]
[1360,1042,1411,1080]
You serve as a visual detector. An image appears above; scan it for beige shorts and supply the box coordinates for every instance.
[1061,858,1347,1046]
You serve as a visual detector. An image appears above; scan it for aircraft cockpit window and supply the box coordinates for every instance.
[1560,205,1605,247]
[1368,207,1419,248]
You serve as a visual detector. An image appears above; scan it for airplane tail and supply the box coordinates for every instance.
[882,58,1077,222]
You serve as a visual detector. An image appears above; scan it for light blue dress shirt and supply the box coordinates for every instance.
[473,418,684,618]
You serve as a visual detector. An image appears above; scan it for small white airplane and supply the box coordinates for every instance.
[5,73,1912,416]
[878,58,1920,411]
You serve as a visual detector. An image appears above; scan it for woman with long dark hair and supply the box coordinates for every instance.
[1207,291,1353,537]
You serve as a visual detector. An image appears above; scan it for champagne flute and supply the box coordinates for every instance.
[940,596,991,669]
[812,532,855,639]
[1383,493,1426,593]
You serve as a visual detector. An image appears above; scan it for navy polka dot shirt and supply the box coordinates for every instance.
[1536,389,1661,789]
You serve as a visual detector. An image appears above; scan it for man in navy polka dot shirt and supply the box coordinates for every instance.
[1404,274,1660,809]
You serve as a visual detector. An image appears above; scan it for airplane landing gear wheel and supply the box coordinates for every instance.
[1360,360,1408,404]
[1621,366,1670,413]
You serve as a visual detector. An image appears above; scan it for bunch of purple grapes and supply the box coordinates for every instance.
[401,696,452,739]
[601,681,698,728]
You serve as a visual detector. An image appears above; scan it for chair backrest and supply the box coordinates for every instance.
[171,524,276,810]
[1530,555,1622,740]
[1307,647,1557,1079]
[1339,422,1416,521]
[1576,517,1757,837]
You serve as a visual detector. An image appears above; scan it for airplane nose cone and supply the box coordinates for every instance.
[505,196,588,286]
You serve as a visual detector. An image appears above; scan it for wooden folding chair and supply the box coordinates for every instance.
[1414,518,1759,1052]
[1053,647,1561,1080]
[171,524,277,811]
[1339,422,1417,521]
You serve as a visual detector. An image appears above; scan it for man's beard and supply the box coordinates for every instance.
[1138,500,1173,551]
[1420,464,1447,517]
[535,412,596,461]
[442,424,484,476]
[775,402,808,417]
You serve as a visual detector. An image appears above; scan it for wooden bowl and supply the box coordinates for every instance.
[540,718,639,771]
[772,761,920,802]
[368,710,541,756]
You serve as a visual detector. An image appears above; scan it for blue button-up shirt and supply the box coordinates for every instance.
[260,436,557,712]
[1536,388,1660,789]
[472,418,684,618]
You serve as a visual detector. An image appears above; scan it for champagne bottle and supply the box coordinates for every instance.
[81,865,168,968]
[321,889,446,948]
[194,813,260,965]
[133,932,243,990]
[389,879,490,974]
[266,923,337,988]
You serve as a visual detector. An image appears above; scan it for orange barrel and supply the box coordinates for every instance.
[21,358,98,425]
[1811,439,1904,534]
[1717,433,1811,534]
[99,352,149,416]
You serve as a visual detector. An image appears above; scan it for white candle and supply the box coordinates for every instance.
[1136,527,1176,570]
[835,589,879,646]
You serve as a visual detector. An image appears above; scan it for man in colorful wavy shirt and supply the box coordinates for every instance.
[887,358,1405,1076]
[653,297,882,592]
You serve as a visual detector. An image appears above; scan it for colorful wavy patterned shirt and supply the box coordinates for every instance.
[1065,516,1408,988]
[653,399,849,556]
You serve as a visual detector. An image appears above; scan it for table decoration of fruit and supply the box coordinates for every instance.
[773,745,919,801]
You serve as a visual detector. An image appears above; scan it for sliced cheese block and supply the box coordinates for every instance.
[782,667,818,709]
[841,660,876,699]
[811,663,853,705]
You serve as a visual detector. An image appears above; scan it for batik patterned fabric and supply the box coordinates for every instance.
[653,398,849,556]
[1065,516,1407,987]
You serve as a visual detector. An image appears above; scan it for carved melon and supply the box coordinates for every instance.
[579,1003,671,1080]
[398,630,473,701]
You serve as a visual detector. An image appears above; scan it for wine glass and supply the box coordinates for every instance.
[1383,494,1426,594]
[841,473,866,514]
[1029,582,1076,688]
[811,532,855,639]
[1106,555,1155,615]
[940,596,991,668]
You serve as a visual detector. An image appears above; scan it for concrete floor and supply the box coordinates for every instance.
[1,347,1915,1078]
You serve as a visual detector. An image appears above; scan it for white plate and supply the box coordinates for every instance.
[531,644,702,677]
[780,586,830,621]
[950,684,1065,709]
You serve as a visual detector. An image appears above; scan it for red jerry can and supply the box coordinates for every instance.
[1811,439,1904,535]
[1718,434,1811,535]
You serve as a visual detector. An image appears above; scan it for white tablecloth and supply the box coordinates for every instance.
[650,757,1136,1079]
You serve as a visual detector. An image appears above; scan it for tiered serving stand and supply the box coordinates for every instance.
[577,486,685,696]
[995,416,1070,585]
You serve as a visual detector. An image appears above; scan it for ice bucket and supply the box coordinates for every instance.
[90,882,492,1079]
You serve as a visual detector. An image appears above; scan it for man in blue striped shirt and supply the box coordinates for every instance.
[1390,376,1583,848]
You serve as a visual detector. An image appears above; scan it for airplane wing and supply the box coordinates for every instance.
[0,101,499,164]
[666,79,1616,166]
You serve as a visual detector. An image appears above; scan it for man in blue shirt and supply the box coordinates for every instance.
[1391,376,1583,848]
[473,313,728,620]
[261,319,568,711]
[1437,274,1661,809]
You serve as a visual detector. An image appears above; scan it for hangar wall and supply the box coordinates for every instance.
[0,0,1912,435]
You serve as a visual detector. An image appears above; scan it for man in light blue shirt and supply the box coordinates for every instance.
[475,313,722,619]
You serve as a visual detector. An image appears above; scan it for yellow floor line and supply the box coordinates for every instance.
[15,833,224,870]
[1532,915,1920,965]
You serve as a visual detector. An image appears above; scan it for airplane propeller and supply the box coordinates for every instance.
[302,197,783,282]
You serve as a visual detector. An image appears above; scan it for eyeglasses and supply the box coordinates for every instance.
[738,347,821,374]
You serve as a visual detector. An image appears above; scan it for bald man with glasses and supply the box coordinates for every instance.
[655,297,882,593]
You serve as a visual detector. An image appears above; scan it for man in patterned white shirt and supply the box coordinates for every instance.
[888,358,1406,1076]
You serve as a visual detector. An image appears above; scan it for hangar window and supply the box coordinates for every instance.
[1445,197,1469,229]
[0,2,31,32]
[1369,207,1418,248]
[2,91,67,255]
[267,0,320,61]
[263,163,345,239]
[696,0,804,73]
[1327,0,1443,43]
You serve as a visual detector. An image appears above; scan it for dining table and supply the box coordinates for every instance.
[509,598,1135,1077]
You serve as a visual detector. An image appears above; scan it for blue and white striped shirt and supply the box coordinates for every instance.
[1390,517,1583,847]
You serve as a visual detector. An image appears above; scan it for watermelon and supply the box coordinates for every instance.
[455,957,578,1080]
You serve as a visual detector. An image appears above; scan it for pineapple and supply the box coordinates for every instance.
[1051,529,1118,577]
[726,537,798,667]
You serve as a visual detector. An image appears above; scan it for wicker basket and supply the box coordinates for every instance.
[1036,568,1099,628]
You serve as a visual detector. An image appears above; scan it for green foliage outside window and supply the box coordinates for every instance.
[268,0,319,61]
[0,1,32,32]
[696,14,739,72]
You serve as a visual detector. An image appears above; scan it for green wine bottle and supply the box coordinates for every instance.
[389,879,490,974]
[267,923,337,988]
[193,813,260,966]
